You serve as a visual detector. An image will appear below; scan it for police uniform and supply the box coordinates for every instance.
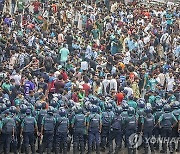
[159,105,178,153]
[109,107,123,154]
[141,107,155,153]
[87,107,102,154]
[101,106,114,151]
[55,109,69,154]
[21,110,37,154]
[1,111,16,154]
[71,110,86,154]
[37,107,47,152]
[40,109,56,154]
[124,107,137,154]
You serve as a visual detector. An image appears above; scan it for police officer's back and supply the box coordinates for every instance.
[71,106,86,154]
[55,108,69,154]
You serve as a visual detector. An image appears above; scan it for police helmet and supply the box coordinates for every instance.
[50,98,58,108]
[35,102,42,110]
[75,106,83,114]
[122,99,127,104]
[155,102,163,111]
[128,107,135,115]
[90,97,98,104]
[144,106,152,113]
[0,104,7,113]
[47,106,54,115]
[122,103,129,111]
[20,104,27,114]
[26,109,31,115]
[115,106,123,115]
[3,98,11,107]
[163,104,171,113]
[138,100,145,108]
[137,98,145,103]
[105,103,112,111]
[67,100,75,108]
[83,97,89,103]
[91,104,98,113]
[9,106,17,114]
[172,101,179,109]
[59,108,67,116]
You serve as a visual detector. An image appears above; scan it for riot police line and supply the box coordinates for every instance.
[0,95,180,154]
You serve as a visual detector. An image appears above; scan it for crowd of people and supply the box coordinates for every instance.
[0,0,179,154]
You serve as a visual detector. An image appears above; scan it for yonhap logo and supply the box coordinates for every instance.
[129,133,143,148]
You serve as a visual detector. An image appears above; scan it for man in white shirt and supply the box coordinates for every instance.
[102,74,111,96]
[110,74,117,92]
[166,72,174,91]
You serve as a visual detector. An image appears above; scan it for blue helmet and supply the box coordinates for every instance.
[59,108,67,116]
[137,98,145,103]
[3,98,11,107]
[122,103,129,111]
[128,107,135,115]
[83,97,89,103]
[105,103,112,111]
[0,104,7,113]
[50,98,58,108]
[155,102,163,111]
[115,106,123,115]
[9,106,17,114]
[35,102,42,110]
[122,99,127,104]
[91,105,98,113]
[20,104,27,114]
[75,106,83,114]
[26,109,31,115]
[67,100,75,108]
[144,106,152,113]
[172,101,179,109]
[138,100,145,108]
[47,106,54,115]
[84,101,91,110]
[163,104,171,113]
[90,97,98,104]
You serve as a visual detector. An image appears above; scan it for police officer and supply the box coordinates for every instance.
[158,104,178,153]
[109,106,123,154]
[71,106,86,154]
[141,106,155,153]
[121,102,129,147]
[101,103,114,152]
[37,102,47,152]
[0,110,16,154]
[9,106,19,154]
[40,106,56,154]
[178,114,180,152]
[172,101,180,152]
[17,104,28,153]
[124,107,137,154]
[0,105,5,153]
[153,102,163,150]
[87,105,102,154]
[20,109,38,154]
[55,108,69,154]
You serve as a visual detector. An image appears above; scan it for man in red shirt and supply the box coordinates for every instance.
[54,75,65,94]
[32,0,41,14]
